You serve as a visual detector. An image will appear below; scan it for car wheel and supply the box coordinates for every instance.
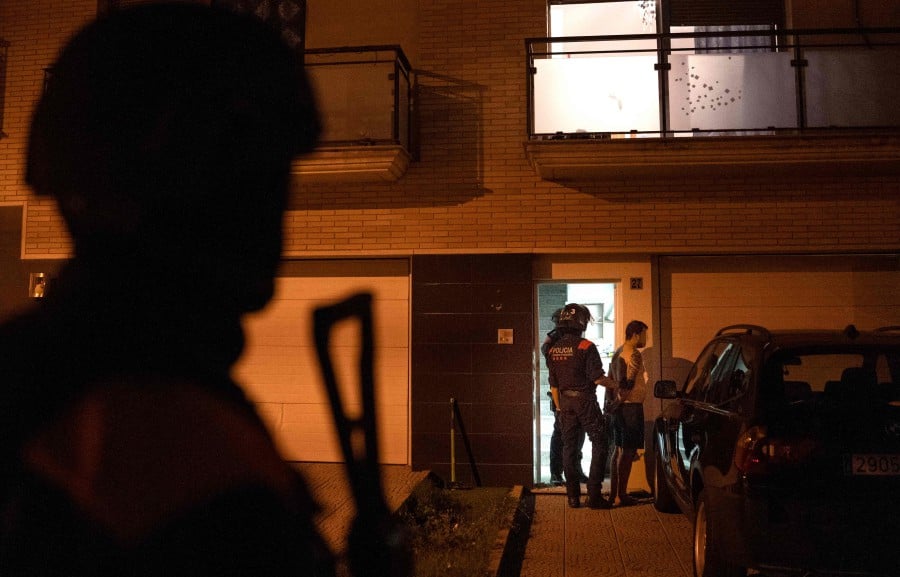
[693,489,745,577]
[652,445,678,513]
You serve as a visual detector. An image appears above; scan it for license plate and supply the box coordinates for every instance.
[847,454,900,476]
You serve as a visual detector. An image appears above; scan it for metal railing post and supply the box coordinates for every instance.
[450,397,457,485]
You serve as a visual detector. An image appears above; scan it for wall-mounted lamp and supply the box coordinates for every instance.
[28,273,48,299]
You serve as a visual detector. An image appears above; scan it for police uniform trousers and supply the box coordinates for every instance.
[559,390,608,501]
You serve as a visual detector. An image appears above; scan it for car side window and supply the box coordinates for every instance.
[683,339,734,402]
[707,344,752,410]
[683,345,713,399]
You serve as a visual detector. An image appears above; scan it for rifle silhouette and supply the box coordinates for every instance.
[313,293,412,577]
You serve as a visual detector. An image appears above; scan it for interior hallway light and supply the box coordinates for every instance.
[28,273,47,299]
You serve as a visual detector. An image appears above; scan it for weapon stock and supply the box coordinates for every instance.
[313,293,412,577]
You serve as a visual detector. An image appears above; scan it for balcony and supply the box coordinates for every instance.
[524,28,900,181]
[292,45,412,183]
[0,40,8,138]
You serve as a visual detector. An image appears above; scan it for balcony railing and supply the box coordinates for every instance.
[305,45,411,149]
[526,28,900,139]
[293,45,413,183]
[0,39,8,138]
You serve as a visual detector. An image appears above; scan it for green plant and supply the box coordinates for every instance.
[398,483,516,577]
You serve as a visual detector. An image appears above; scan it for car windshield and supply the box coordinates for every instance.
[759,346,900,442]
[759,346,900,462]
[765,347,900,396]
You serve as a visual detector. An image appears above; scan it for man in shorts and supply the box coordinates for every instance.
[608,320,649,507]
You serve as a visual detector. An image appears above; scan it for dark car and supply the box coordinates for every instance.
[652,324,900,577]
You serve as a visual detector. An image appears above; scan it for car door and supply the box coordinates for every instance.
[670,338,737,497]
[694,342,753,486]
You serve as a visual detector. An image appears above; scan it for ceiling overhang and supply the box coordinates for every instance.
[524,131,900,182]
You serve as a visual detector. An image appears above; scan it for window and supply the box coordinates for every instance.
[538,2,660,135]
[683,339,733,400]
[533,1,806,136]
[667,0,783,29]
[706,344,751,410]
[0,40,8,138]
[550,1,657,38]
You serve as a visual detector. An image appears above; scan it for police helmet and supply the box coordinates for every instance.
[556,303,592,332]
[26,3,320,251]
[550,308,563,325]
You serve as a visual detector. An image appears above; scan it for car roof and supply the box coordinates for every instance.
[715,324,900,351]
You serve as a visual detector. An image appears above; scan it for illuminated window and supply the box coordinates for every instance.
[0,40,7,138]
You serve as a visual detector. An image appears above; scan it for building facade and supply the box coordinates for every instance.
[2,0,899,487]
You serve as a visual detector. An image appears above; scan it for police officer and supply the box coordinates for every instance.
[547,304,617,509]
[543,309,588,486]
[0,5,332,575]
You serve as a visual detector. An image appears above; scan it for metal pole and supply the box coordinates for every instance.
[450,397,456,484]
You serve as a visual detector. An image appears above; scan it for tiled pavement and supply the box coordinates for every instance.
[293,462,429,563]
[296,463,694,577]
[520,493,694,577]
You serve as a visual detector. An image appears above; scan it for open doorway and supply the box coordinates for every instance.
[535,281,617,484]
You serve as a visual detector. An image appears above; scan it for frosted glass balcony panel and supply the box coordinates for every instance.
[668,52,796,132]
[805,49,900,128]
[533,55,660,134]
[308,61,396,143]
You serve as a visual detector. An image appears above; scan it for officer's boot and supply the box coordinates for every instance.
[549,437,564,486]
[585,445,611,509]
[564,465,581,508]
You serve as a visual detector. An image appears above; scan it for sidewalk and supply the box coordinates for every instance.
[297,463,694,577]
[294,462,429,563]
[517,491,694,577]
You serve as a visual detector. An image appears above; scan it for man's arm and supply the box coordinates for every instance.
[628,349,645,383]
[585,342,618,390]
[594,375,618,389]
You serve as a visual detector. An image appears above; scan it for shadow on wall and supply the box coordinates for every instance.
[642,345,695,404]
[561,173,896,205]
[641,346,692,478]
[641,345,693,491]
[413,71,486,186]
[288,72,489,211]
[642,351,694,430]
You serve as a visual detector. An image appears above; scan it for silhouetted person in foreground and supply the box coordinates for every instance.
[0,4,331,575]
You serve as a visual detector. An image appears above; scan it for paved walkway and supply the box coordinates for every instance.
[519,492,694,577]
[294,462,429,565]
[296,463,694,577]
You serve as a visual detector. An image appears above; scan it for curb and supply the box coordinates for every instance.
[392,475,534,577]
[486,486,534,577]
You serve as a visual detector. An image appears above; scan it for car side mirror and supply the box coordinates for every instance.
[654,380,678,399]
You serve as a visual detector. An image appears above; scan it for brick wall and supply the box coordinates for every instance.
[0,1,95,258]
[2,0,900,260]
[1,0,899,488]
[283,0,900,258]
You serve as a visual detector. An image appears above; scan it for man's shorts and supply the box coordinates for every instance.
[611,403,644,450]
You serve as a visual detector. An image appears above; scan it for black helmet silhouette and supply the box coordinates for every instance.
[25,3,320,312]
[556,303,592,332]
